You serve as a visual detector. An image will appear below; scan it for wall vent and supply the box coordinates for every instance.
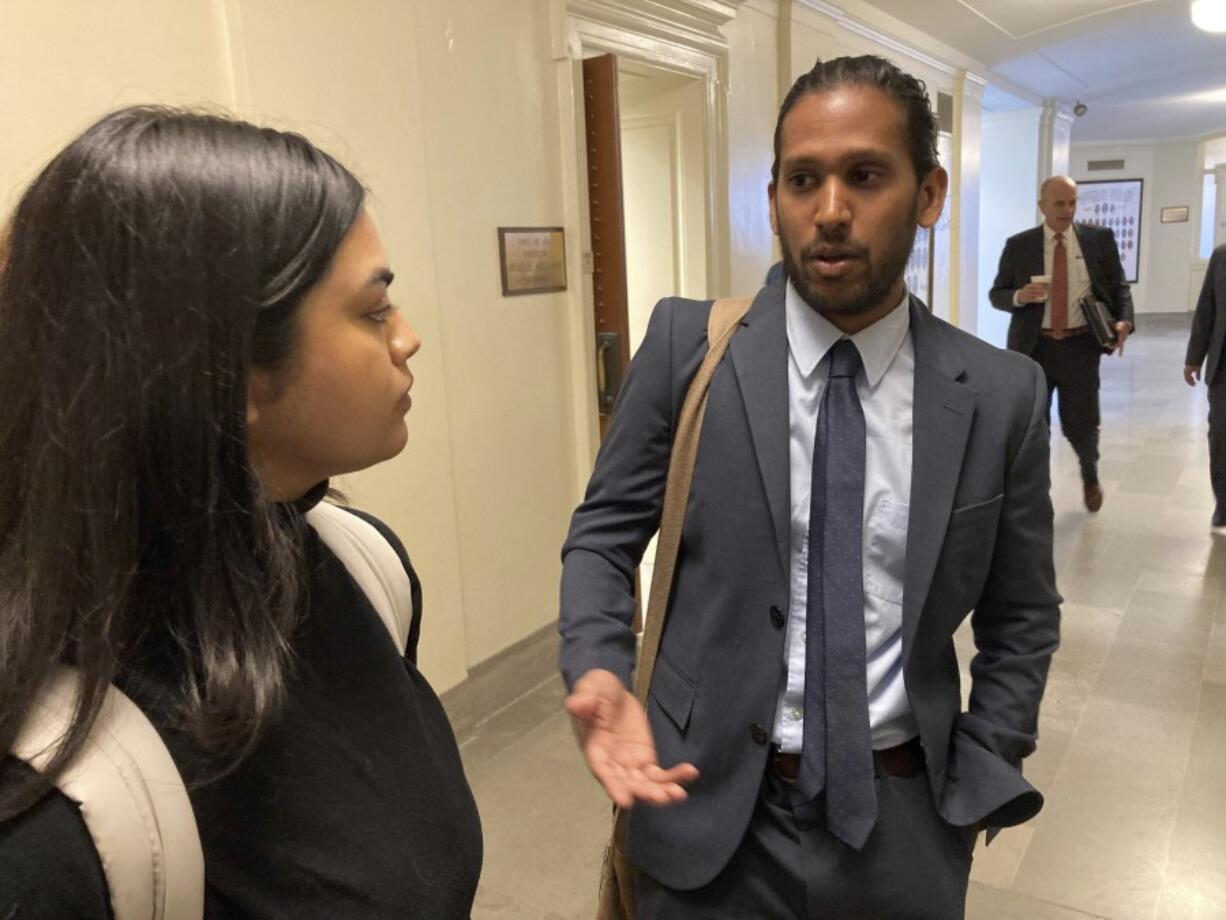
[1087,158,1126,171]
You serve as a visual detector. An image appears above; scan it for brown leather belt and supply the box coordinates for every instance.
[771,736,925,781]
[1039,325,1088,340]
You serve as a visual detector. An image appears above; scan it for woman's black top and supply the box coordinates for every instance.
[0,494,482,918]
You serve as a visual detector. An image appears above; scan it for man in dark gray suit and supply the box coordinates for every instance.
[989,176,1135,513]
[560,55,1060,919]
[1184,243,1226,527]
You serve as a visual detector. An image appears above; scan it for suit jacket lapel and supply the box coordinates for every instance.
[902,299,976,660]
[1026,226,1045,278]
[728,285,790,581]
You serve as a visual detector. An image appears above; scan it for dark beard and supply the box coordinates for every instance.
[780,202,919,317]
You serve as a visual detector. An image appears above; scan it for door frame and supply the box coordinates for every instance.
[551,0,741,493]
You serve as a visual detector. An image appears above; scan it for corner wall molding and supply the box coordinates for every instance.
[793,0,990,86]
[566,0,746,57]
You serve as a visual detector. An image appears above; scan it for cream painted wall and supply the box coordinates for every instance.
[0,0,578,693]
[408,0,575,668]
[979,108,1042,348]
[723,0,781,295]
[1151,140,1201,314]
[0,0,235,212]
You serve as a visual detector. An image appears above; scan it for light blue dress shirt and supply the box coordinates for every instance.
[771,282,919,752]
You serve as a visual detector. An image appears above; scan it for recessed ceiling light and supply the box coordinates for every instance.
[1192,0,1226,32]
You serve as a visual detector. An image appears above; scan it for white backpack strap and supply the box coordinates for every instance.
[305,502,412,654]
[11,665,204,920]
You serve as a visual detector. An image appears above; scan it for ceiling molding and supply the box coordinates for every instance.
[794,0,992,85]
[1071,134,1205,148]
[982,107,1043,124]
[742,0,782,16]
[952,0,1159,42]
[566,0,745,55]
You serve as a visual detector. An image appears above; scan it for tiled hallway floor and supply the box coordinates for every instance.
[462,313,1226,919]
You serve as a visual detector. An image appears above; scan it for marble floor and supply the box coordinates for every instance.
[461,313,1226,919]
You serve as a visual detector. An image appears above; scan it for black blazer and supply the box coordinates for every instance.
[1187,244,1226,385]
[989,222,1135,356]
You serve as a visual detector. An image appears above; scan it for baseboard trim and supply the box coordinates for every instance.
[441,621,560,744]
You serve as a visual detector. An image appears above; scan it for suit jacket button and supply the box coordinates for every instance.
[750,723,768,745]
[770,605,785,628]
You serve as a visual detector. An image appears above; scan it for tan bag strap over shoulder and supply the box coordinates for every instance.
[609,295,752,861]
[633,295,753,704]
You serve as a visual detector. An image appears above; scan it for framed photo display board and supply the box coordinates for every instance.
[1076,179,1142,283]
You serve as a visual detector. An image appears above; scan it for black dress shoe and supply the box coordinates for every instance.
[1083,482,1104,513]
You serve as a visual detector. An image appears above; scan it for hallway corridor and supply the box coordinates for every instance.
[462,313,1226,920]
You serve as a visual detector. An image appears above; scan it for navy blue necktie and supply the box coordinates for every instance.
[796,338,877,850]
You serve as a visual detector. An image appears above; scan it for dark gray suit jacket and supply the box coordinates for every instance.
[1187,244,1226,385]
[559,284,1061,891]
[989,222,1135,356]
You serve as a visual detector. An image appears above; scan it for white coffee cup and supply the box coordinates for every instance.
[1027,274,1051,302]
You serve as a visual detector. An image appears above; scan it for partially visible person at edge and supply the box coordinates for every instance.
[989,175,1135,513]
[1184,242,1226,529]
[0,106,481,918]
[559,55,1060,918]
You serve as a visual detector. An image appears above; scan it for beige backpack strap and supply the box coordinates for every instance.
[12,666,205,920]
[305,501,412,654]
[632,295,752,703]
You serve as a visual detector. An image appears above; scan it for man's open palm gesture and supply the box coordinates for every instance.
[566,669,699,809]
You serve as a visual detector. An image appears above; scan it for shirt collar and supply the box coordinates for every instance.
[785,281,911,388]
[1043,222,1072,245]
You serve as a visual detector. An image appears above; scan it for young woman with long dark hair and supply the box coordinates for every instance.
[0,106,481,918]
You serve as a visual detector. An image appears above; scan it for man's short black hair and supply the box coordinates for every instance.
[770,54,940,186]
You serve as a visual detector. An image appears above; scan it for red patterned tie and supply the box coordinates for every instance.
[1051,232,1068,337]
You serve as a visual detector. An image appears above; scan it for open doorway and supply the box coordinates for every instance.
[618,62,709,353]
[581,52,710,608]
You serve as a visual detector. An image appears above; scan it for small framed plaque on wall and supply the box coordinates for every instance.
[498,227,567,296]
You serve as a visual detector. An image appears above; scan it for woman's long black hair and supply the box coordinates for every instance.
[0,106,364,816]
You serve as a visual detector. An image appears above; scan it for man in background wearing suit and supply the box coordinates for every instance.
[560,54,1060,918]
[1184,243,1226,528]
[990,176,1135,512]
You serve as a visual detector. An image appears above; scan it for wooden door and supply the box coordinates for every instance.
[583,54,631,441]
[582,54,642,629]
